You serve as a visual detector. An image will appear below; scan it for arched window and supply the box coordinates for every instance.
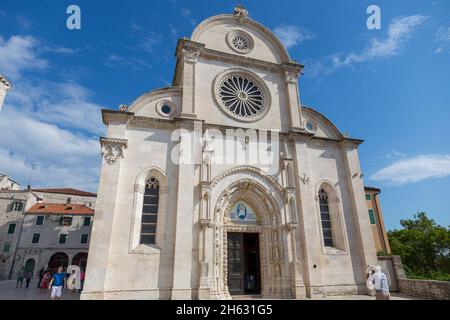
[318,189,333,247]
[140,177,159,245]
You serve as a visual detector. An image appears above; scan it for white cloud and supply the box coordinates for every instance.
[335,15,427,67]
[370,154,450,184]
[0,34,104,192]
[16,16,32,30]
[181,8,191,17]
[130,24,162,53]
[106,54,152,71]
[0,109,101,191]
[0,35,48,79]
[434,26,450,54]
[273,25,316,49]
[306,15,427,77]
[7,80,105,135]
[131,22,144,32]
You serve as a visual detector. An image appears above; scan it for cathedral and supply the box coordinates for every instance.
[82,6,377,300]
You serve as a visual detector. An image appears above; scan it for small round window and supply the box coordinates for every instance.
[226,30,254,54]
[161,105,171,115]
[156,101,175,117]
[305,119,317,133]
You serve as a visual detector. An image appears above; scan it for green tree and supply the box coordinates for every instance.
[388,212,450,281]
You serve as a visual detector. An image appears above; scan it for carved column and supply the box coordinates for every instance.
[281,62,304,132]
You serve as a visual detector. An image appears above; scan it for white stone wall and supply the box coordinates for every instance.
[83,11,377,300]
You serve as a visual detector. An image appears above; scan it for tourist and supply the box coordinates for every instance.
[67,269,79,293]
[37,268,45,288]
[16,267,25,288]
[366,265,376,296]
[25,270,33,288]
[48,267,66,300]
[67,265,81,293]
[40,271,52,291]
[367,265,390,300]
[79,269,85,293]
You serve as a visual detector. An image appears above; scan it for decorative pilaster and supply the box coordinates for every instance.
[291,135,325,298]
[99,137,128,165]
[171,120,203,299]
[340,140,377,282]
[287,222,305,297]
[177,40,205,119]
[199,218,212,289]
[281,62,304,132]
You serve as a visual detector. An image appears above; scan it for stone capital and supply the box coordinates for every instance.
[177,40,205,63]
[281,62,303,84]
[100,137,128,165]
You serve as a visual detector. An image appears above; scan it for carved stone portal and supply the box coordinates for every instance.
[208,178,294,299]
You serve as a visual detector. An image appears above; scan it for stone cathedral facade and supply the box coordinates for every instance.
[82,7,377,300]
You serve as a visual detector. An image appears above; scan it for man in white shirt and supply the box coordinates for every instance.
[368,265,390,300]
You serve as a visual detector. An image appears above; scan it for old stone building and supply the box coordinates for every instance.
[82,7,378,300]
[0,174,20,191]
[0,187,96,280]
[0,189,34,280]
[364,187,391,255]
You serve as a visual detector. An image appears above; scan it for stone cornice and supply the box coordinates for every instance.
[101,109,134,125]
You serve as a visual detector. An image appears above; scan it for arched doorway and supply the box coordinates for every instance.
[48,252,69,271]
[24,259,36,276]
[72,252,88,270]
[210,178,289,299]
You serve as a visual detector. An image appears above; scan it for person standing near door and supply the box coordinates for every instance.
[25,270,33,288]
[16,268,25,288]
[37,268,45,288]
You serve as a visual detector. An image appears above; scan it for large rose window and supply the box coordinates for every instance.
[216,73,268,120]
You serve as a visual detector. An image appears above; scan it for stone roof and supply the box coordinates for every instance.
[31,188,97,197]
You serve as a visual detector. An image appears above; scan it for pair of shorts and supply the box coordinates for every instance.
[51,286,62,298]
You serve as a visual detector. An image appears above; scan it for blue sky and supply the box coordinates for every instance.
[0,0,449,230]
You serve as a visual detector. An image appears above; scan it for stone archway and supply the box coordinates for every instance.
[72,252,88,270]
[211,179,291,299]
[24,259,36,276]
[48,252,69,271]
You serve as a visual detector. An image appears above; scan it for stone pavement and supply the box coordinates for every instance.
[0,279,420,300]
[232,293,421,300]
[0,280,80,300]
